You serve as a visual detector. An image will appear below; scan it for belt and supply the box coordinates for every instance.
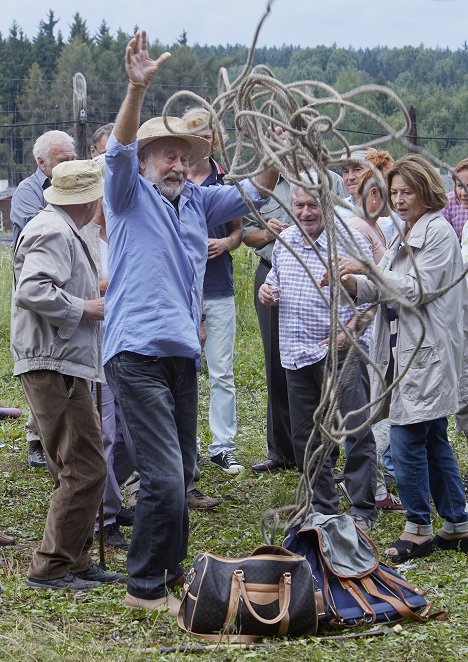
[260,257,272,269]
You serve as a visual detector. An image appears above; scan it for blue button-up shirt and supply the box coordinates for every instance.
[103,133,264,366]
[265,225,372,370]
[10,167,49,249]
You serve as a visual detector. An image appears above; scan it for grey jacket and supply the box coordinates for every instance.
[356,211,465,425]
[11,205,102,380]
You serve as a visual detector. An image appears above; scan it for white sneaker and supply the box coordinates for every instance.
[210,451,244,475]
[124,592,181,616]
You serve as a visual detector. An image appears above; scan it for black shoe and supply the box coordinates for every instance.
[115,507,134,527]
[27,573,101,591]
[27,447,47,469]
[95,524,129,550]
[75,563,125,584]
[251,459,291,474]
[384,471,396,491]
[210,451,245,475]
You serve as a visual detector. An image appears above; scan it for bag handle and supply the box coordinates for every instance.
[233,570,291,625]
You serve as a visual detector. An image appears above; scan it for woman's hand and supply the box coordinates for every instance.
[338,256,367,276]
[320,256,366,287]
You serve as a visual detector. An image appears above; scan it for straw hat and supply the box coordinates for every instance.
[44,160,104,205]
[93,153,106,177]
[137,116,210,160]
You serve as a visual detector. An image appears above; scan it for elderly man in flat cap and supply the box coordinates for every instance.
[103,31,279,615]
[11,160,124,590]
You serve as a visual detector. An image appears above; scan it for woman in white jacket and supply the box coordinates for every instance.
[340,154,468,562]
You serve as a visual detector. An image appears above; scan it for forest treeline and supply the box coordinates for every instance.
[0,11,467,184]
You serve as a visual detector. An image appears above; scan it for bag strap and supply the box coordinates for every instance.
[234,570,292,625]
[328,579,377,628]
[376,567,427,596]
[360,575,429,623]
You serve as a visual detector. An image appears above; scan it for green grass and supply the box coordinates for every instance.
[0,245,467,661]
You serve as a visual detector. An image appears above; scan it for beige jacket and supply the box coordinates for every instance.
[356,211,465,425]
[11,205,102,380]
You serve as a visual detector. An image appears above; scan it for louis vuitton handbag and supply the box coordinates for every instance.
[177,544,324,642]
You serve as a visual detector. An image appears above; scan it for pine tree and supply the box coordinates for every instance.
[33,10,62,79]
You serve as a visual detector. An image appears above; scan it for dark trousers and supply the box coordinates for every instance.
[286,354,377,521]
[21,371,107,579]
[105,353,198,600]
[92,383,134,530]
[254,261,295,465]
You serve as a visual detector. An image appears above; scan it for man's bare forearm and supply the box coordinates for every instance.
[114,85,147,146]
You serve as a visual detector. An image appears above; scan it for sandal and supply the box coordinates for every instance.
[431,535,468,553]
[385,537,434,563]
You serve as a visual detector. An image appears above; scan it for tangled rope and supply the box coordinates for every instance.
[161,0,467,543]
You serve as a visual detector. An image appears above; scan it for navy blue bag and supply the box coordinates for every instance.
[284,513,438,628]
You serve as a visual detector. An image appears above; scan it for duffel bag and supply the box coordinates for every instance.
[177,544,324,642]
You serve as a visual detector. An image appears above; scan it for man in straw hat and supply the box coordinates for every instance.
[11,160,125,590]
[103,31,279,615]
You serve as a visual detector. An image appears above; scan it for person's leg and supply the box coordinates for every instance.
[253,262,294,466]
[286,361,339,514]
[385,421,434,560]
[93,382,134,548]
[21,372,107,579]
[390,421,432,530]
[373,419,391,498]
[26,410,46,468]
[426,418,468,535]
[204,296,238,458]
[338,355,377,523]
[106,353,196,600]
[93,382,124,529]
[112,397,134,488]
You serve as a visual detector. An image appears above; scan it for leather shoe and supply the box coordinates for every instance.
[0,406,22,420]
[124,592,181,616]
[0,530,15,546]
[251,459,290,474]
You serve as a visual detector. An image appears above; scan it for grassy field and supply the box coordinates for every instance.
[0,244,467,661]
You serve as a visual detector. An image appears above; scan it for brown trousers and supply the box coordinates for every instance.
[21,371,106,579]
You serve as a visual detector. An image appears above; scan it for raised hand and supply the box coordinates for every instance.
[126,30,171,88]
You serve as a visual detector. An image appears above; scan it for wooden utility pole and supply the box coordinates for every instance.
[73,73,87,158]
[408,105,418,152]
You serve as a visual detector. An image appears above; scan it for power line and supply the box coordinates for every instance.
[337,127,468,142]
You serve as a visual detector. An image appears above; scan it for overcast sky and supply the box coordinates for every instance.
[1,0,466,50]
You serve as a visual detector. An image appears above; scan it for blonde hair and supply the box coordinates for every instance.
[387,155,448,212]
[453,158,468,204]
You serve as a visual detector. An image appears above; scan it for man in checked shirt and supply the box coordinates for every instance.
[258,180,377,532]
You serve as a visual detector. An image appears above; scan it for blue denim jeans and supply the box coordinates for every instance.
[390,417,468,532]
[105,353,198,599]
